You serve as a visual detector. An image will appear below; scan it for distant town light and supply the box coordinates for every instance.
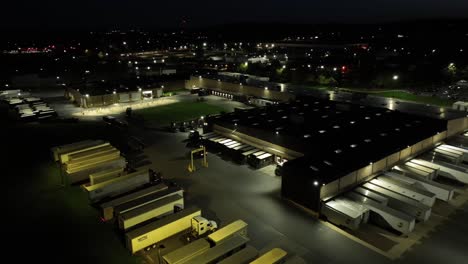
[393,75,399,80]
[313,181,319,186]
[123,41,127,45]
[203,42,207,47]
[162,59,165,63]
[113,91,116,94]
[333,67,337,71]
[264,87,268,90]
[282,65,286,69]
[5,84,9,87]
[85,94,89,98]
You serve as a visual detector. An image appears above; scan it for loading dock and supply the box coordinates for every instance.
[361,182,432,222]
[345,192,415,234]
[384,171,454,201]
[370,178,436,207]
[322,198,369,230]
[248,153,275,169]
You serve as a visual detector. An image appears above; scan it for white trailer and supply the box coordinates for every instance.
[118,194,184,230]
[345,192,415,234]
[100,183,168,221]
[420,156,468,184]
[384,171,454,201]
[393,164,432,180]
[361,182,432,222]
[405,161,437,180]
[370,178,436,207]
[84,170,150,202]
[126,207,202,254]
[440,144,468,162]
[409,159,440,178]
[322,198,369,230]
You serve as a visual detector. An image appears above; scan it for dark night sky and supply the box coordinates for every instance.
[2,0,468,29]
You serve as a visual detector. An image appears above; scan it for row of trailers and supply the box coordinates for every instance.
[201,132,277,169]
[52,140,304,263]
[322,139,468,235]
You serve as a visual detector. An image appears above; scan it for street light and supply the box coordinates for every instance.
[393,75,399,80]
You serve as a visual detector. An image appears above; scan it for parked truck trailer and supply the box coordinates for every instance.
[125,207,201,254]
[84,170,150,202]
[100,183,168,221]
[118,194,184,231]
[114,187,184,218]
[89,167,124,185]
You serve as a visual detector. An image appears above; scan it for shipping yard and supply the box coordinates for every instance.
[2,88,468,263]
[3,12,468,263]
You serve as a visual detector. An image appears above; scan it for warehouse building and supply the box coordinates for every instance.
[65,81,164,108]
[203,97,468,212]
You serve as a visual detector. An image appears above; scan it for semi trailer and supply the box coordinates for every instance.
[84,170,150,202]
[65,156,126,184]
[114,187,184,219]
[89,167,124,185]
[100,183,168,221]
[118,194,184,231]
[125,207,202,254]
[51,140,105,162]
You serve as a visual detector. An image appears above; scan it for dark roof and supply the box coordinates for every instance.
[208,97,447,184]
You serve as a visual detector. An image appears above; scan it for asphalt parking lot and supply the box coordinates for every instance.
[127,126,468,263]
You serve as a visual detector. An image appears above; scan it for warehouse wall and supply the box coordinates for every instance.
[186,76,294,102]
[318,132,444,203]
[447,117,468,137]
[213,124,303,160]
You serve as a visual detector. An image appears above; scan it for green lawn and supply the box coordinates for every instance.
[135,101,229,124]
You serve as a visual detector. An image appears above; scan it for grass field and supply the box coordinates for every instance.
[135,101,229,124]
[4,122,144,264]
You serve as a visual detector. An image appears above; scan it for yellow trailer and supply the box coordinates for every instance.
[89,167,124,185]
[218,245,258,264]
[68,145,117,163]
[208,220,248,245]
[65,156,126,184]
[118,194,184,231]
[187,235,250,264]
[65,150,120,171]
[84,170,149,202]
[59,142,110,164]
[51,140,104,162]
[250,248,287,264]
[162,237,211,264]
[100,184,168,221]
[125,207,201,254]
